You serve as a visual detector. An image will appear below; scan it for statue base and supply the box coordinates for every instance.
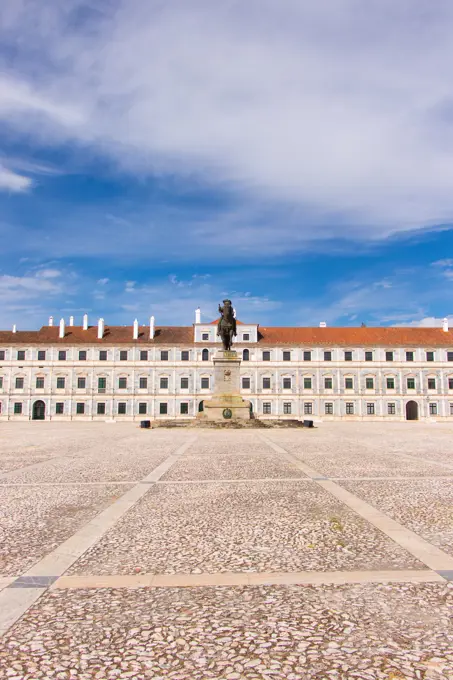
[198,350,251,421]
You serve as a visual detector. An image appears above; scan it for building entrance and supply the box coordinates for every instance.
[405,400,418,421]
[32,400,46,420]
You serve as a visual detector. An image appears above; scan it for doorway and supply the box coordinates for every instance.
[32,400,46,420]
[405,400,418,421]
[198,400,204,413]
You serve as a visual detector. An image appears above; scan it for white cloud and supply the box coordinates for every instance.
[402,316,453,328]
[97,278,109,285]
[0,164,32,192]
[36,268,62,279]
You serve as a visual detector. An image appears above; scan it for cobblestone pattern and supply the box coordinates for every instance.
[161,454,307,481]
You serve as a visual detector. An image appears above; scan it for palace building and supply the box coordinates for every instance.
[1,311,453,422]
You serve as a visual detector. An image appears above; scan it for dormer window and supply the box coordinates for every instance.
[202,333,209,341]
[243,333,250,341]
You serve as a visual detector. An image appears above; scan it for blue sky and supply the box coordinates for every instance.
[1,0,453,330]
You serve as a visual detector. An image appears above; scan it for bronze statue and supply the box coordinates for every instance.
[217,299,237,351]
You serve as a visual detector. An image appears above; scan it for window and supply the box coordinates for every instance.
[346,402,354,415]
[407,378,415,389]
[180,402,189,415]
[117,402,126,415]
[201,377,210,389]
[161,351,169,361]
[181,377,189,389]
[406,351,414,362]
[304,377,312,389]
[38,350,46,361]
[0,351,4,361]
[97,402,106,415]
[263,402,271,414]
[79,350,87,361]
[181,351,189,361]
[0,377,3,389]
[99,351,107,361]
[325,402,333,415]
[243,349,250,361]
[365,378,374,389]
[242,377,251,389]
[324,377,333,389]
[429,402,438,416]
[344,351,352,361]
[140,350,148,361]
[304,351,312,361]
[262,377,271,389]
[450,403,453,415]
[283,351,291,361]
[98,377,106,390]
[36,377,44,389]
[324,351,332,361]
[14,402,23,414]
[17,351,25,361]
[243,333,250,341]
[365,351,373,362]
[160,377,169,389]
[428,378,436,389]
[386,377,395,389]
[118,377,127,389]
[388,403,396,415]
[304,402,313,415]
[139,377,147,389]
[263,351,271,361]
[426,351,434,362]
[449,378,453,390]
[120,350,128,361]
[56,403,64,415]
[15,377,24,389]
[159,402,168,415]
[283,402,292,414]
[345,378,353,389]
[139,403,147,415]
[202,333,209,341]
[386,351,394,362]
[283,377,292,389]
[58,351,66,361]
[366,403,375,415]
[202,349,209,361]
[56,377,65,389]
[448,352,453,362]
[77,377,86,389]
[76,403,85,414]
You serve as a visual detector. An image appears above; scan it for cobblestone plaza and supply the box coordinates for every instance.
[0,422,452,679]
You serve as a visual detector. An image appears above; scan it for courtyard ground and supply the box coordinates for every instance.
[0,421,452,679]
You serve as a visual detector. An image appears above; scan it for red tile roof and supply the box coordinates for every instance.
[0,326,193,345]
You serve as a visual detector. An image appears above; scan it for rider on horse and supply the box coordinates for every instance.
[217,299,237,351]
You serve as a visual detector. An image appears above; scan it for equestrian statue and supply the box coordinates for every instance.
[217,299,237,351]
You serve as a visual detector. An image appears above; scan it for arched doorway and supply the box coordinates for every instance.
[198,400,204,413]
[32,400,46,420]
[406,401,418,421]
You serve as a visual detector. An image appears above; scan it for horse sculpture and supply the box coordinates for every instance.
[217,299,237,351]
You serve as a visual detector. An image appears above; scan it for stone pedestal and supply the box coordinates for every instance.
[200,350,251,421]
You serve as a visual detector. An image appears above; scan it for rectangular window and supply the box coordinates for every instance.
[283,351,291,361]
[139,377,147,389]
[325,402,333,415]
[345,378,353,389]
[365,351,373,361]
[304,402,313,415]
[58,351,66,361]
[56,403,64,415]
[283,377,292,389]
[160,377,169,389]
[366,377,374,389]
[263,402,271,414]
[407,378,415,389]
[429,402,438,415]
[15,377,24,389]
[120,350,128,361]
[159,402,168,415]
[56,377,65,389]
[77,377,86,389]
[17,351,25,361]
[76,403,85,415]
[97,402,106,415]
[450,403,453,415]
[38,350,46,361]
[262,377,271,389]
[201,377,210,389]
[78,350,87,361]
[366,403,375,415]
[428,378,436,389]
[426,351,434,362]
[0,377,3,389]
[98,377,106,390]
[181,351,189,361]
[117,402,126,415]
[242,333,250,341]
[283,402,292,414]
[180,402,189,415]
[140,350,148,361]
[202,333,209,341]
[388,403,396,415]
[242,377,251,389]
[406,351,414,362]
[344,351,352,361]
[448,352,453,362]
[181,377,189,389]
[118,377,127,389]
[99,350,107,361]
[386,351,394,362]
[139,403,147,415]
[387,377,395,389]
[449,378,453,390]
[324,377,333,389]
[0,350,5,361]
[304,377,312,389]
[14,402,23,414]
[262,351,271,361]
[36,377,44,389]
[346,402,354,415]
[161,351,169,361]
[324,351,332,361]
[303,351,312,361]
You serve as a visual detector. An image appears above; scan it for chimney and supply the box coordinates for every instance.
[319,321,327,328]
[83,314,88,331]
[59,318,65,338]
[195,307,201,324]
[443,317,449,332]
[12,324,17,334]
[133,319,139,340]
[69,316,74,327]
[48,316,54,327]
[150,316,155,339]
[97,318,104,339]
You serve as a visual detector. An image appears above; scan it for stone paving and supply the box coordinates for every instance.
[0,421,452,679]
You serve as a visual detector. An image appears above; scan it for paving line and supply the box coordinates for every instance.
[259,434,453,574]
[330,475,453,481]
[52,569,443,590]
[0,435,198,638]
[156,477,314,485]
[0,481,141,487]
